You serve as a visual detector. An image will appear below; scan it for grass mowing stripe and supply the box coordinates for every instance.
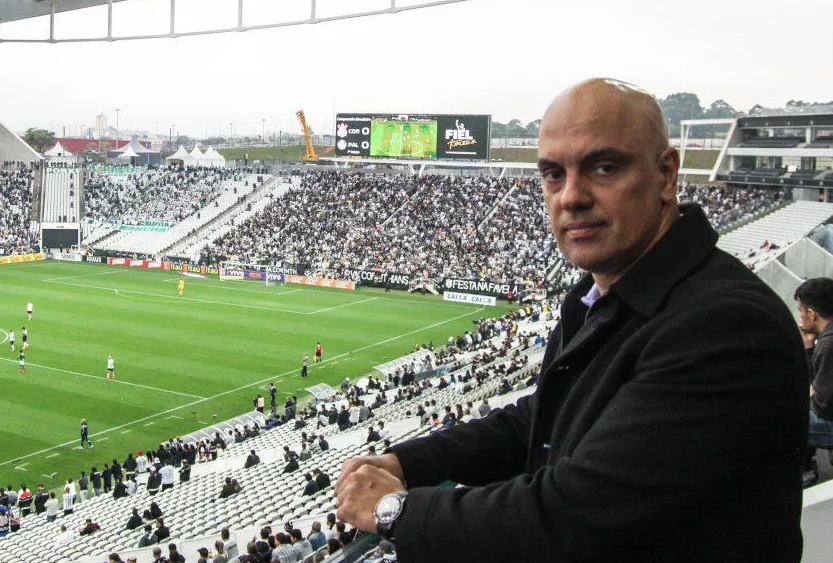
[1,261,512,487]
[0,303,483,469]
[44,280,309,314]
[309,297,379,314]
[0,357,207,399]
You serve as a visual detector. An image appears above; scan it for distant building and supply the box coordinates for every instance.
[95,113,108,137]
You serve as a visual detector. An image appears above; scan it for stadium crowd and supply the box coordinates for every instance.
[677,182,788,232]
[84,165,248,226]
[0,163,38,253]
[203,171,558,283]
[202,171,788,290]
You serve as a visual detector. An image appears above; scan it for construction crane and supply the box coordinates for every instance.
[296,110,319,161]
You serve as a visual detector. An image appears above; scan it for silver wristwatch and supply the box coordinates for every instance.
[374,491,407,540]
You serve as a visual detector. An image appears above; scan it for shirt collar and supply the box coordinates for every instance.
[580,283,603,308]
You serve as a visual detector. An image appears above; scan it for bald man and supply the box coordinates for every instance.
[335,79,808,562]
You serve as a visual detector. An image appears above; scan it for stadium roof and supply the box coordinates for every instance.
[0,0,129,24]
[0,0,473,43]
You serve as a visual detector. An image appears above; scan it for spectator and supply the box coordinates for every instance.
[137,524,158,547]
[219,477,241,499]
[179,459,191,482]
[333,78,808,562]
[160,463,176,491]
[125,508,143,530]
[271,532,299,563]
[44,492,59,522]
[150,547,166,563]
[289,529,313,560]
[79,518,100,536]
[244,449,261,469]
[367,426,381,443]
[313,468,331,490]
[150,501,164,519]
[307,521,326,551]
[169,542,186,563]
[55,523,75,546]
[213,539,229,563]
[156,518,171,542]
[221,527,238,559]
[146,467,162,496]
[795,277,833,485]
[33,484,49,515]
[301,473,319,496]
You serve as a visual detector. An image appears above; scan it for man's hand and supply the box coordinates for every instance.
[799,326,817,350]
[336,453,405,490]
[336,455,406,532]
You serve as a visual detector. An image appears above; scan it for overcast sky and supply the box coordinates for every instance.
[0,0,831,138]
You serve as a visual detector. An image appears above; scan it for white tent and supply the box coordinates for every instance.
[189,145,205,166]
[117,145,139,159]
[166,145,197,167]
[44,141,71,156]
[201,146,226,167]
[117,137,153,154]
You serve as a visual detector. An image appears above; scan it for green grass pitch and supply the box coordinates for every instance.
[0,261,513,490]
[370,120,437,159]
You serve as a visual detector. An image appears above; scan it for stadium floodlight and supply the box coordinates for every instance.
[219,261,284,287]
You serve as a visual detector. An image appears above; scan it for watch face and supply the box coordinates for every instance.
[375,494,404,525]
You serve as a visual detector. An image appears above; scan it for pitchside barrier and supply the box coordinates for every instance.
[0,252,45,265]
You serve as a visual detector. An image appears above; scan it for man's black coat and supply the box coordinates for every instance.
[391,205,808,562]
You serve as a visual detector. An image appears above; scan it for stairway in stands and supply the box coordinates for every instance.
[162,176,294,260]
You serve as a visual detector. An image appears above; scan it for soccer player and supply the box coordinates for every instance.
[26,301,33,321]
[106,355,115,381]
[8,329,14,353]
[17,350,25,373]
[301,353,309,378]
[21,326,28,351]
[80,419,93,449]
[178,277,185,296]
[314,342,322,364]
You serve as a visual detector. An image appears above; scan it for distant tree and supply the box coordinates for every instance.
[203,136,227,146]
[23,127,55,153]
[525,119,541,138]
[659,93,704,137]
[703,99,739,119]
[491,121,507,139]
[507,119,529,137]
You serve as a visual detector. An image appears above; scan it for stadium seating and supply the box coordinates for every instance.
[0,309,548,563]
[0,163,37,253]
[41,165,82,223]
[716,200,833,268]
[90,172,269,255]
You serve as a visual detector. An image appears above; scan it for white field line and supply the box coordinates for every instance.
[308,297,378,315]
[162,278,304,298]
[42,270,125,283]
[44,279,309,315]
[0,357,206,400]
[0,329,7,345]
[0,305,483,468]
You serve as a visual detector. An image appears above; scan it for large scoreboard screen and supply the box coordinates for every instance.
[335,113,491,161]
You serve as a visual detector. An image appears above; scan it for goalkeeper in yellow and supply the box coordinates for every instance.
[178,277,185,296]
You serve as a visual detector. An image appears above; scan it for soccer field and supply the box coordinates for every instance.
[0,261,512,489]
